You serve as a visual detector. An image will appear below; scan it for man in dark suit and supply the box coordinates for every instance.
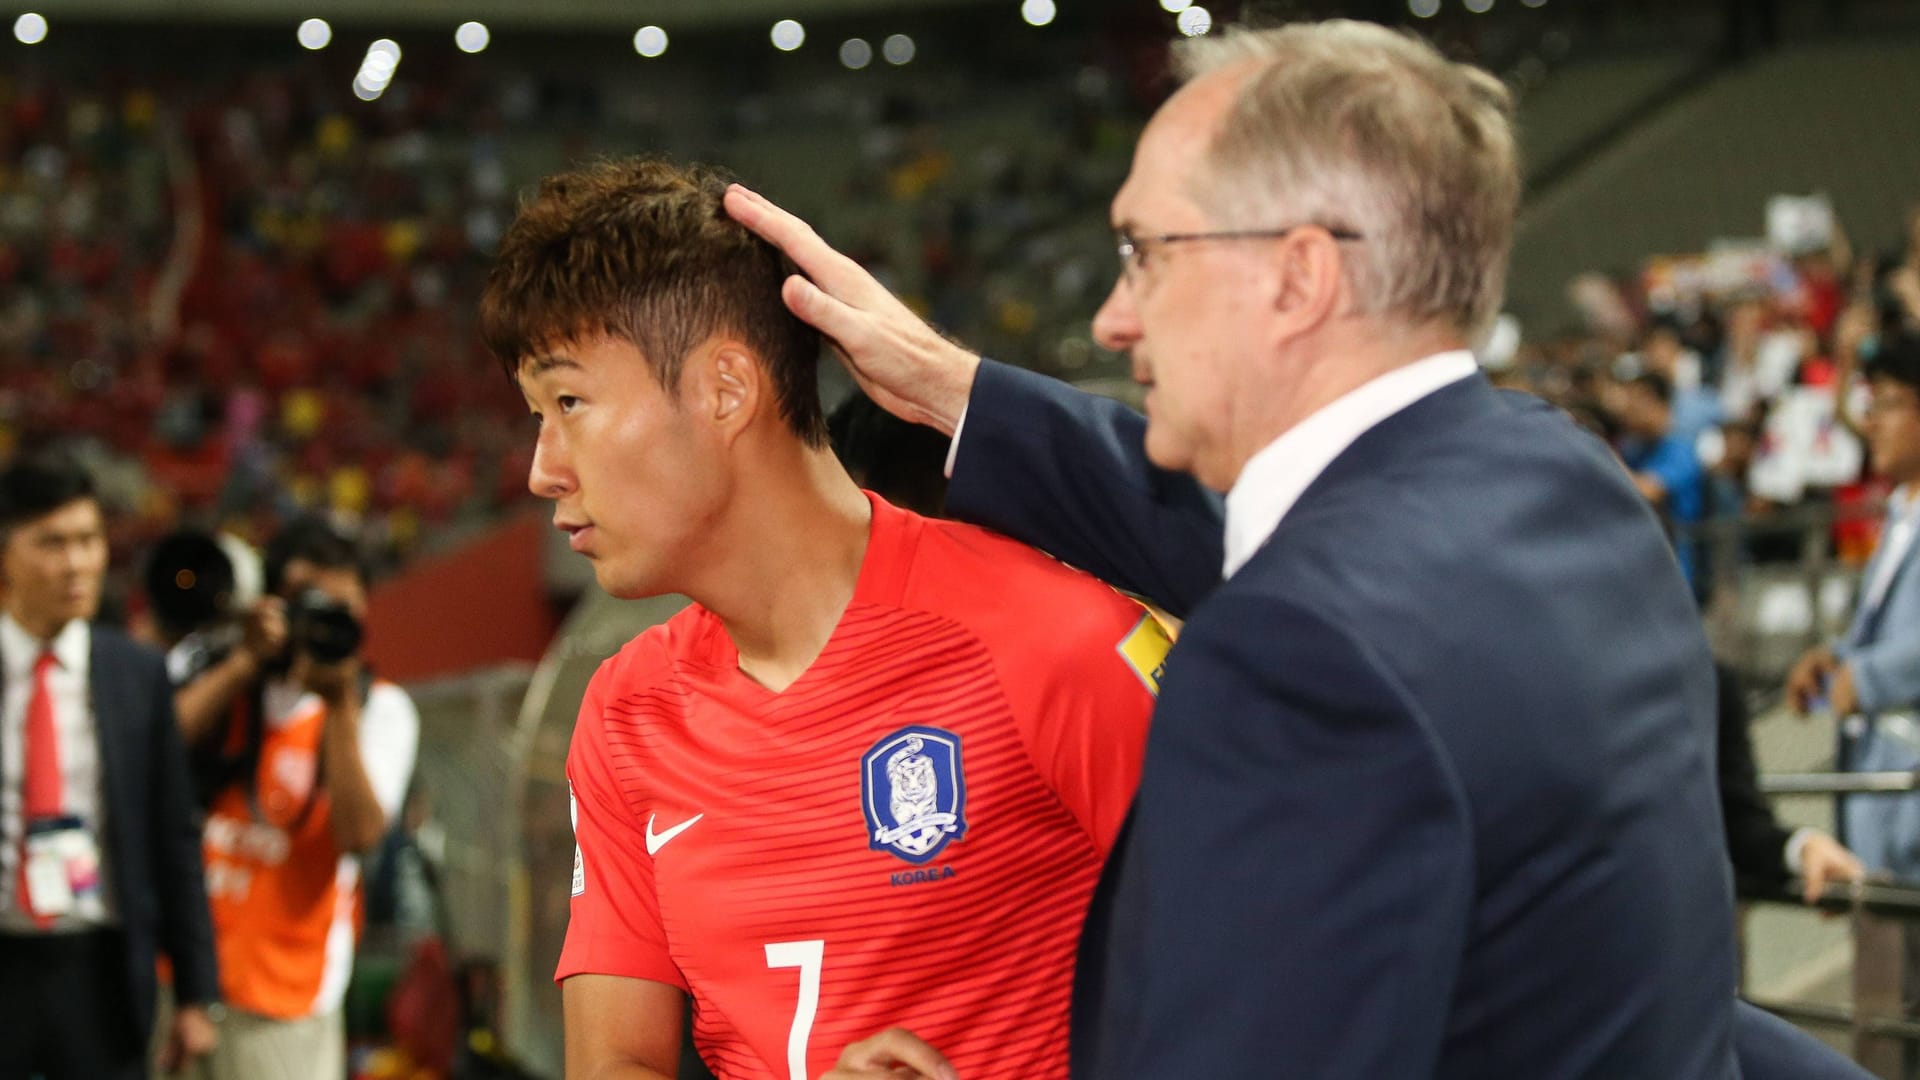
[1717,664,1861,901]
[0,452,219,1079]
[735,20,1747,1080]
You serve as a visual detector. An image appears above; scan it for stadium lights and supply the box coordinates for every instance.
[1177,6,1213,35]
[455,21,490,53]
[1160,0,1191,12]
[772,18,805,51]
[297,18,332,50]
[882,33,915,65]
[634,25,668,58]
[1409,0,1441,16]
[840,38,873,69]
[13,12,47,44]
[1465,0,1494,11]
[1022,0,1058,27]
[353,39,401,102]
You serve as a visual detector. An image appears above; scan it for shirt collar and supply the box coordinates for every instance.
[0,612,90,679]
[1222,350,1479,579]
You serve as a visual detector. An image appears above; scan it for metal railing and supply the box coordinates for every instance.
[1762,771,1920,795]
[1749,774,1920,1077]
[1745,878,1920,1078]
[1675,502,1867,689]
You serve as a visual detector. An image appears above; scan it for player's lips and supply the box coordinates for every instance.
[555,517,595,553]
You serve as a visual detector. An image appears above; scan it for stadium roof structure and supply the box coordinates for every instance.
[35,0,1012,30]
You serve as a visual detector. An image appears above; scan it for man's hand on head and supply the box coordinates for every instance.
[723,184,981,436]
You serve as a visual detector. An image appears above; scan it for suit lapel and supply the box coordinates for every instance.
[88,628,129,829]
[1859,542,1920,646]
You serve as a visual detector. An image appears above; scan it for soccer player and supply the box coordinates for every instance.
[479,158,1168,1080]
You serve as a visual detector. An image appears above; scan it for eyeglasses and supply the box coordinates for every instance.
[1114,223,1365,283]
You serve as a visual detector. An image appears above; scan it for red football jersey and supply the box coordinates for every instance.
[558,493,1167,1080]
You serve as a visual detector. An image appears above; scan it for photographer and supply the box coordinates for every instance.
[174,519,418,1080]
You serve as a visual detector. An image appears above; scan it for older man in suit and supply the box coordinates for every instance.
[733,19,1748,1080]
[0,453,218,1080]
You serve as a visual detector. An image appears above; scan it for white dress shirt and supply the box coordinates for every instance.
[1222,350,1478,578]
[0,613,117,929]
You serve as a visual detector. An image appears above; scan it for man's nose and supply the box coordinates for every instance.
[528,428,575,499]
[1092,275,1141,355]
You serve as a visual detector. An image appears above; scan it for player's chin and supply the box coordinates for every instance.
[594,560,670,602]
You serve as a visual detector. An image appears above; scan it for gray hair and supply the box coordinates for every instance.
[1173,21,1519,337]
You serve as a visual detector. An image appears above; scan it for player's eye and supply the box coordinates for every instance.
[557,395,582,415]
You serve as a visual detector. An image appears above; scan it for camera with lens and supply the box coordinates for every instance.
[147,531,240,642]
[288,588,365,665]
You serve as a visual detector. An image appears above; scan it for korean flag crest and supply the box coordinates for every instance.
[862,725,968,864]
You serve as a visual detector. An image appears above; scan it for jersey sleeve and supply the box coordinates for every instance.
[555,658,687,990]
[1009,585,1166,854]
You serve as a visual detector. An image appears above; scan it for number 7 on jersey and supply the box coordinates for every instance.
[765,939,824,1080]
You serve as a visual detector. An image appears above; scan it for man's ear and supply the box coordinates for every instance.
[1269,228,1348,339]
[698,341,763,442]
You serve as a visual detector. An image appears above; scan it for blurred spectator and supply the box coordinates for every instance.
[1785,335,1920,887]
[1718,296,1802,426]
[1716,664,1860,903]
[1641,319,1723,445]
[1617,371,1707,589]
[1704,418,1765,521]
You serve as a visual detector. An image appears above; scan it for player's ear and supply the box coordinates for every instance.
[696,340,762,442]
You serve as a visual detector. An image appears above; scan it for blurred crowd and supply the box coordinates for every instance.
[0,48,1147,621]
[1488,203,1920,599]
[0,65,529,618]
[2,27,1912,628]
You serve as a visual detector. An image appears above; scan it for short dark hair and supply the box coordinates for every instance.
[0,451,97,532]
[264,518,365,596]
[1868,333,1920,396]
[1627,371,1673,406]
[479,157,828,448]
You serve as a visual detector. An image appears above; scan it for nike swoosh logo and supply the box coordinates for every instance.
[645,812,704,856]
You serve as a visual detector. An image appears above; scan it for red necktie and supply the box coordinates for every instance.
[17,649,61,925]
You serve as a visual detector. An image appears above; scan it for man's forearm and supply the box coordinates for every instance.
[175,650,260,744]
[575,1066,675,1080]
[320,694,388,853]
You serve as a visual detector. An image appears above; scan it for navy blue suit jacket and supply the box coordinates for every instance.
[0,624,219,1043]
[948,360,1739,1078]
[1733,1001,1871,1079]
